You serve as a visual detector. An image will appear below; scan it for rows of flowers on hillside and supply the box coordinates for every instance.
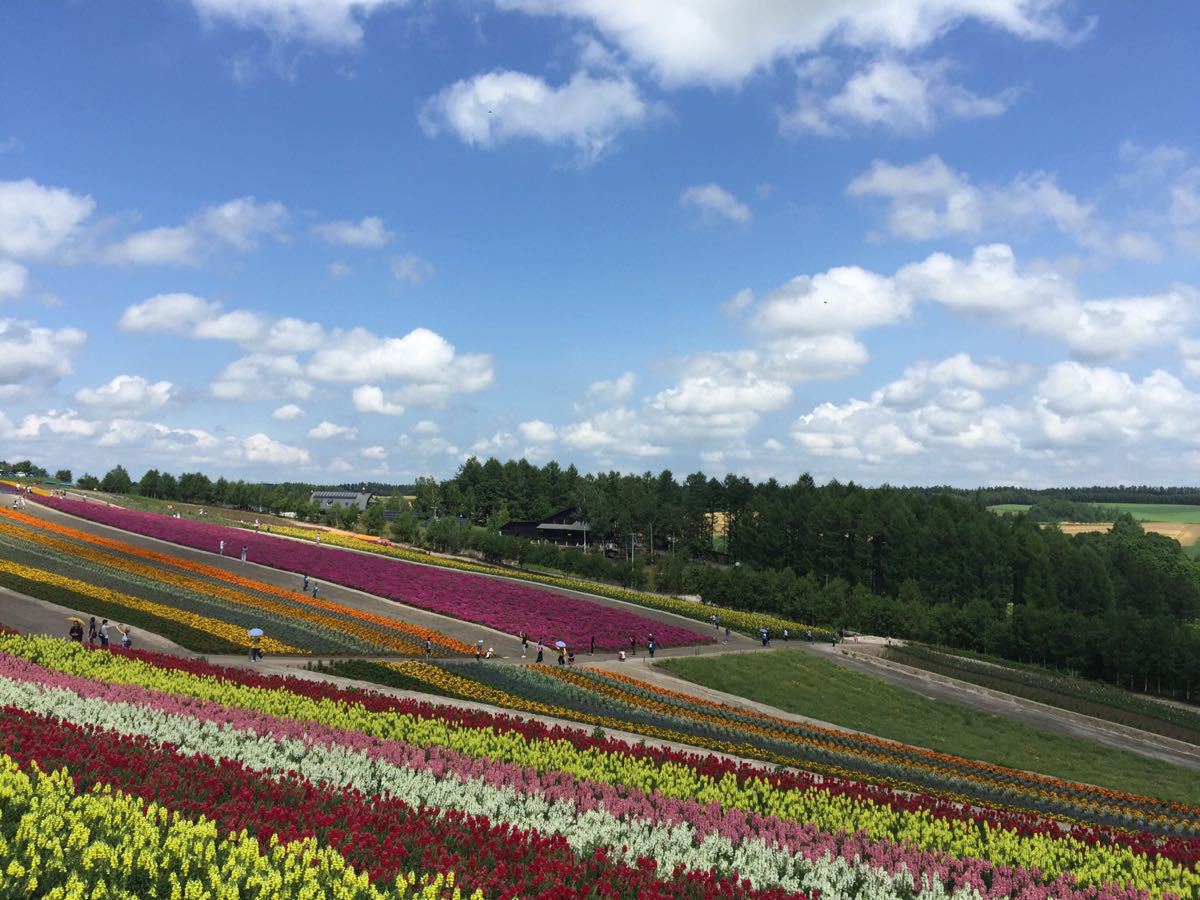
[257,520,833,641]
[360,660,1196,836]
[0,506,472,656]
[0,631,1195,898]
[33,495,710,650]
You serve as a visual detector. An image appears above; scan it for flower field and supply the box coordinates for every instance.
[321,659,1200,837]
[32,494,710,649]
[0,630,1196,898]
[245,519,833,642]
[0,506,472,656]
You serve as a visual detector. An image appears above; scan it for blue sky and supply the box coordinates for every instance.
[2,0,1199,486]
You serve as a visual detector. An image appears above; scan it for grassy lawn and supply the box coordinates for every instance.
[659,649,1200,804]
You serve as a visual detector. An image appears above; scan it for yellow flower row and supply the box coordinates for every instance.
[0,559,301,654]
[0,511,470,655]
[0,754,479,899]
[3,634,1195,897]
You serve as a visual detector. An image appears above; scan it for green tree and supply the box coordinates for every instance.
[53,469,72,483]
[363,502,386,536]
[76,473,100,490]
[100,465,133,494]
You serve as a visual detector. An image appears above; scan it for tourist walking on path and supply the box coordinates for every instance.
[536,642,544,663]
[629,635,636,656]
[87,617,97,646]
[424,638,432,656]
[589,635,595,654]
[249,635,263,661]
[219,539,225,555]
[475,639,484,662]
[68,620,84,643]
[311,582,319,598]
[648,638,656,658]
[724,626,731,644]
[240,545,247,562]
[98,619,110,648]
[119,626,132,650]
[302,574,309,592]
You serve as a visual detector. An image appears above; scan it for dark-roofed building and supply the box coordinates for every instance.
[309,490,372,512]
[500,506,591,546]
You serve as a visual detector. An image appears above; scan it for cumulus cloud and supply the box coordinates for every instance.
[414,419,439,433]
[308,420,358,440]
[352,384,406,416]
[783,58,1020,136]
[518,419,556,443]
[189,0,406,47]
[210,354,313,400]
[119,293,223,333]
[471,431,517,455]
[360,445,387,460]
[583,371,635,403]
[272,403,306,420]
[313,216,392,247]
[74,375,178,413]
[241,432,311,465]
[680,183,751,223]
[421,69,654,162]
[328,260,352,277]
[495,0,1080,87]
[308,326,493,406]
[102,196,288,265]
[0,319,87,397]
[752,265,912,335]
[0,260,29,301]
[0,179,95,260]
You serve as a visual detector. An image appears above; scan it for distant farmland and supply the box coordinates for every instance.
[988,502,1200,553]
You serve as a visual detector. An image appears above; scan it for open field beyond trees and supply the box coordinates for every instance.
[659,649,1200,806]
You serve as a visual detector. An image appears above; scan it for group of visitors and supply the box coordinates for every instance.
[68,616,129,649]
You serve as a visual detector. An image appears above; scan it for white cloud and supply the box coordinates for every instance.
[189,0,406,47]
[0,319,87,396]
[784,58,1019,136]
[561,407,669,458]
[308,420,358,440]
[752,264,912,335]
[496,1,1079,87]
[103,196,288,265]
[352,384,406,416]
[194,309,269,342]
[763,437,783,451]
[198,196,288,250]
[360,445,387,460]
[680,183,751,223]
[0,260,28,301]
[119,293,222,333]
[328,457,355,473]
[0,179,95,260]
[10,409,101,440]
[75,375,178,412]
[328,260,352,277]
[583,371,635,403]
[421,69,653,162]
[471,431,517,455]
[308,326,493,405]
[518,419,556,443]
[210,354,313,400]
[414,419,439,433]
[272,403,306,420]
[898,244,1196,359]
[241,432,311,465]
[1169,168,1200,226]
[102,226,200,265]
[390,254,434,285]
[313,216,392,247]
[847,155,1100,243]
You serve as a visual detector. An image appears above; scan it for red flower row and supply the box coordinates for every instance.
[102,645,1200,866]
[0,704,809,900]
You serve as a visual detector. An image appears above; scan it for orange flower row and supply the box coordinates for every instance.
[1,508,472,656]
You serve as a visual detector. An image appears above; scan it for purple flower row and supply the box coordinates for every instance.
[34,496,710,649]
